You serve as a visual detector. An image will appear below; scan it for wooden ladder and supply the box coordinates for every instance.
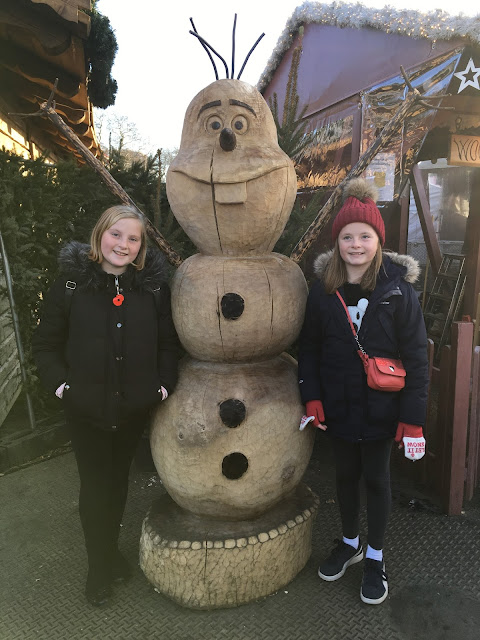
[423,253,466,354]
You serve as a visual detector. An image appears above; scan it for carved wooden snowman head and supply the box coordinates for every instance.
[167,79,297,255]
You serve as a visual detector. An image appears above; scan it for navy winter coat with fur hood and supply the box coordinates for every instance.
[298,252,429,442]
[32,241,179,431]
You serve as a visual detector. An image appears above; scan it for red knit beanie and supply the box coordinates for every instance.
[332,178,385,245]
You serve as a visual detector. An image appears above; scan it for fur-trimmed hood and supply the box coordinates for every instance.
[58,241,168,291]
[313,250,420,284]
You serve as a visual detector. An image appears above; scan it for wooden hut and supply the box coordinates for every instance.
[0,0,99,160]
[260,3,480,315]
[260,2,480,511]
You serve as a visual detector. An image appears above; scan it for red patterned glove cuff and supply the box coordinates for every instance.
[396,422,423,441]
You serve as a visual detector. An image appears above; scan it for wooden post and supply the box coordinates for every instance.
[465,346,480,501]
[422,339,435,485]
[350,105,362,168]
[398,191,409,254]
[474,294,480,347]
[39,103,183,268]
[436,346,451,502]
[462,173,480,319]
[410,165,442,275]
[444,322,473,515]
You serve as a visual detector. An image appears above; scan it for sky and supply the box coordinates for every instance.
[95,0,479,154]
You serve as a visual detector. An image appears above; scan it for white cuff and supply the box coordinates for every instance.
[55,382,66,399]
[159,386,168,401]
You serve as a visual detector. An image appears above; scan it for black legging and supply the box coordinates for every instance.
[69,418,147,579]
[331,436,393,550]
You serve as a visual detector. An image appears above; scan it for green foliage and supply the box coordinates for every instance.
[0,149,194,419]
[274,187,327,256]
[85,5,118,108]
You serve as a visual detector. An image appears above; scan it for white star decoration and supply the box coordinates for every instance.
[454,58,480,93]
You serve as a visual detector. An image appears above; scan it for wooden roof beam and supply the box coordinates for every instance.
[0,69,87,123]
[410,163,442,275]
[0,40,81,98]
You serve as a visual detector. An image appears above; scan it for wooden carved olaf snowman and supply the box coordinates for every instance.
[141,72,318,609]
[149,78,314,518]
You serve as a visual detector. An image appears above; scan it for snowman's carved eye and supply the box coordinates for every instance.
[232,115,248,134]
[206,115,223,133]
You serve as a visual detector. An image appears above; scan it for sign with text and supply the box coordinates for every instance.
[449,134,480,167]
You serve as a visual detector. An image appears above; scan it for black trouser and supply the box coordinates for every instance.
[331,436,393,550]
[68,418,147,579]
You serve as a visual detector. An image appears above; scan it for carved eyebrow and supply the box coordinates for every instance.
[198,100,221,118]
[229,99,256,115]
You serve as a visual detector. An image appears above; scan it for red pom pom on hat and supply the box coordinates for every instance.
[332,178,385,246]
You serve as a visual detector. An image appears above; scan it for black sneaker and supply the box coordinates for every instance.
[85,571,112,607]
[318,539,363,581]
[111,551,133,583]
[360,558,388,604]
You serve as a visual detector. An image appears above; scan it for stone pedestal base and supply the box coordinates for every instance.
[140,483,319,610]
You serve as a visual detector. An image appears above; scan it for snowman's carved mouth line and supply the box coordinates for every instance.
[213,182,247,204]
[172,160,288,185]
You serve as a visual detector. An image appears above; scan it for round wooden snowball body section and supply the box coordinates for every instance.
[150,355,315,520]
[172,254,308,362]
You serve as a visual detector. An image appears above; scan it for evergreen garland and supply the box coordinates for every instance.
[85,4,118,108]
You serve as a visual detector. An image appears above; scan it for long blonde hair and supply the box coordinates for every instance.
[89,205,147,270]
[323,241,383,294]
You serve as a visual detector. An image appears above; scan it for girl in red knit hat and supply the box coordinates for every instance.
[298,178,429,605]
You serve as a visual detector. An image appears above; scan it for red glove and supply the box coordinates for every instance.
[306,400,327,431]
[395,423,425,461]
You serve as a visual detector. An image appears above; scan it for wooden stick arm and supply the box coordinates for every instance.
[37,100,183,268]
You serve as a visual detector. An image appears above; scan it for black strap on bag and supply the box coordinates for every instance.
[152,286,162,314]
[64,280,162,316]
[64,280,77,317]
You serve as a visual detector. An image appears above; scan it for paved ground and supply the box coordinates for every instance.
[1,435,480,640]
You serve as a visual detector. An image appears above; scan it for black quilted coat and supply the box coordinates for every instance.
[298,252,429,442]
[33,242,179,431]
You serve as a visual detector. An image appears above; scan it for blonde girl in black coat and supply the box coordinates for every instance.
[33,205,179,606]
[298,179,428,605]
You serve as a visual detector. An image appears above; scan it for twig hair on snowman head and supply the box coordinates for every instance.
[189,15,265,80]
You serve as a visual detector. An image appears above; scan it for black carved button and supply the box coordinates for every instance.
[222,453,248,480]
[219,399,246,428]
[221,293,244,320]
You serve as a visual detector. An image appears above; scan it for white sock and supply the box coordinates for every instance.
[366,545,383,561]
[343,535,359,549]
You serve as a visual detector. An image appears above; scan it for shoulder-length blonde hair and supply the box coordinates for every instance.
[89,205,147,271]
[323,240,383,294]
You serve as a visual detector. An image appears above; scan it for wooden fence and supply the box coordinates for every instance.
[422,321,480,514]
[0,270,22,427]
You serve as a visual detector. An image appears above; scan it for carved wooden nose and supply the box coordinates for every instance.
[219,127,236,151]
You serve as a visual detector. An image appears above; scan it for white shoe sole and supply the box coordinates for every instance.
[318,548,363,582]
[360,579,388,604]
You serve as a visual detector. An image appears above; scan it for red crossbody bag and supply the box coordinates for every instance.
[335,290,406,392]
